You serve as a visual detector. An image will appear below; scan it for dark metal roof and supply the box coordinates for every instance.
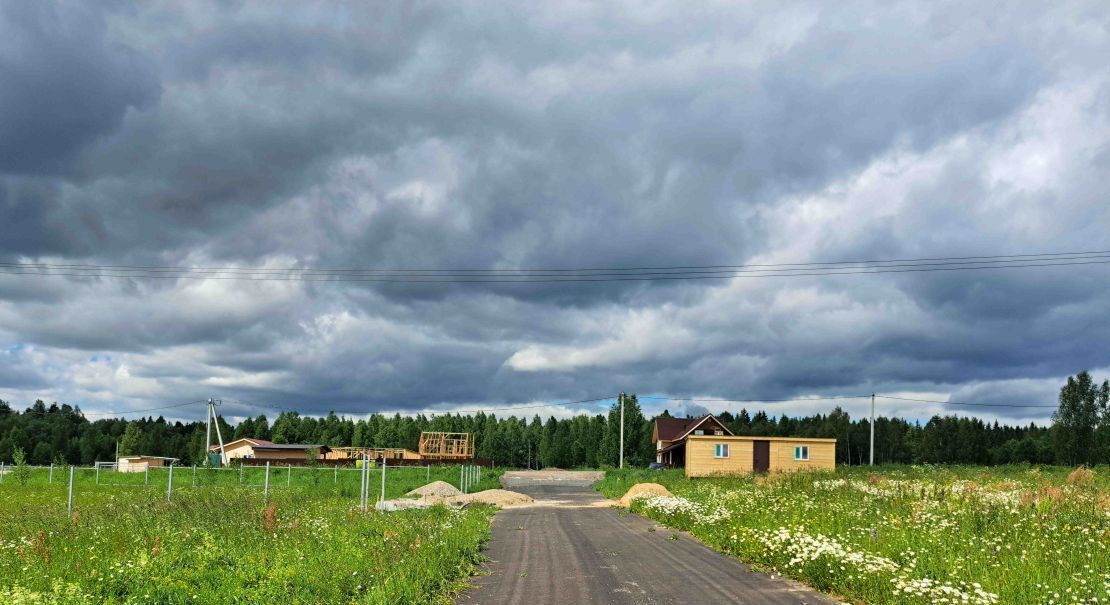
[253,443,329,451]
[654,414,734,442]
[654,417,703,441]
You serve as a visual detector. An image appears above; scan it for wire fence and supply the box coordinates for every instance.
[0,461,488,515]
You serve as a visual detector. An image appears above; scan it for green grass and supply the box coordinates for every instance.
[598,465,1109,605]
[0,465,503,604]
[5,464,501,501]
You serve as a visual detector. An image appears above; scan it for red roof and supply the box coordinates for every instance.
[654,415,734,443]
[209,438,272,451]
[654,417,705,441]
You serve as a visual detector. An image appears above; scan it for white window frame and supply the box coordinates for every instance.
[694,429,705,435]
[794,445,809,461]
[714,443,729,458]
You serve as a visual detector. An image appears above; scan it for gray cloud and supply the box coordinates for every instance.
[1,1,1109,424]
[0,2,159,175]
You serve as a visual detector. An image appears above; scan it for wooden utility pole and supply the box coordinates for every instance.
[869,393,875,466]
[619,392,625,469]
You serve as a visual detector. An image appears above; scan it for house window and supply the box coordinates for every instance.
[714,444,729,458]
[714,430,724,436]
[694,429,705,435]
[794,446,809,461]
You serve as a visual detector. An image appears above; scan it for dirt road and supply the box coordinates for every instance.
[456,471,839,605]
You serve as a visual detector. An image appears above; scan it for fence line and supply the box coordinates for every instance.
[0,463,489,515]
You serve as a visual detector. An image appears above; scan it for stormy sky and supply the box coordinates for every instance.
[1,1,1109,426]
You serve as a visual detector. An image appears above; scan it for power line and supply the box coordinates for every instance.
[4,249,1108,274]
[875,395,1057,409]
[3,258,1109,284]
[638,394,870,403]
[640,393,1058,409]
[223,396,617,417]
[0,399,207,417]
[1,251,1108,283]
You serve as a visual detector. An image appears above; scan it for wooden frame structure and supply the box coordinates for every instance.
[325,447,421,462]
[418,432,474,460]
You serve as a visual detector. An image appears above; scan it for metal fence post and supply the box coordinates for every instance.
[287,465,291,487]
[67,466,75,515]
[0,462,4,484]
[145,466,149,485]
[166,464,174,502]
[49,463,54,484]
[426,464,430,482]
[95,463,99,485]
[192,465,196,486]
[359,455,366,511]
[460,464,464,493]
[264,462,270,503]
[240,464,244,485]
[334,465,338,484]
[379,458,387,505]
[477,465,481,485]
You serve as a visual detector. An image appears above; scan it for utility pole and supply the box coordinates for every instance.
[205,401,212,466]
[203,399,227,467]
[869,393,875,466]
[619,392,625,469]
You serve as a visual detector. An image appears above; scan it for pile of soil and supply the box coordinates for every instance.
[405,481,463,498]
[617,483,673,507]
[448,489,534,508]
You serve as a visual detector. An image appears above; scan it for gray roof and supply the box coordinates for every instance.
[252,443,328,451]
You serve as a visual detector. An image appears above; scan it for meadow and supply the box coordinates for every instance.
[598,465,1110,605]
[0,464,501,604]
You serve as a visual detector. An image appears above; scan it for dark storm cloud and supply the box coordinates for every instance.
[0,1,1108,423]
[0,2,159,175]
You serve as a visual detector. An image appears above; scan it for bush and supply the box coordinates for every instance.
[11,448,32,486]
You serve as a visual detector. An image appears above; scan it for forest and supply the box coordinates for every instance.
[1,372,1107,468]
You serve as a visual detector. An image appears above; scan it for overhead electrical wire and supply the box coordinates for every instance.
[640,394,1057,409]
[0,391,1058,420]
[875,394,1058,409]
[0,250,1108,284]
[3,249,1109,274]
[223,396,616,417]
[0,399,207,417]
[638,394,871,403]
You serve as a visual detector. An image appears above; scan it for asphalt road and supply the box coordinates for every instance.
[456,472,839,605]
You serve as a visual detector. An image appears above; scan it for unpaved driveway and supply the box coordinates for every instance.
[456,471,839,605]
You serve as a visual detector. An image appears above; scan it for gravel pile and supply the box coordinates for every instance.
[617,483,673,507]
[405,481,464,498]
[448,489,534,507]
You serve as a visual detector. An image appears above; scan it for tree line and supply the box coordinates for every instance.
[1,372,1107,468]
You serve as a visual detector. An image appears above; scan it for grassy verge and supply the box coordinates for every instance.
[599,464,1109,605]
[6,464,502,501]
[0,472,499,604]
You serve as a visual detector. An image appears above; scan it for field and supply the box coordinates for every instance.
[598,465,1110,605]
[0,465,501,604]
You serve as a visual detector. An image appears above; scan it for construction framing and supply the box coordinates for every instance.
[418,432,475,460]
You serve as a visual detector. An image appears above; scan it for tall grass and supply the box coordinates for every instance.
[0,468,500,604]
[599,465,1109,605]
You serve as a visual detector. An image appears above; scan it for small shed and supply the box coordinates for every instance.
[116,455,177,473]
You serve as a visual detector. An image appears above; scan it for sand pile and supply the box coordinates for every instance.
[405,481,463,498]
[448,489,534,508]
[617,483,673,507]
